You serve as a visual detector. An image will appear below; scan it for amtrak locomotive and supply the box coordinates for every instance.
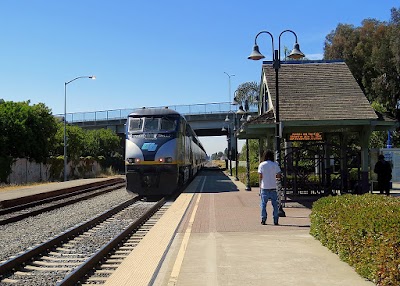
[125,107,207,196]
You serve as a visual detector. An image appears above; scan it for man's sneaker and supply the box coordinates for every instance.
[261,220,266,225]
[274,221,279,225]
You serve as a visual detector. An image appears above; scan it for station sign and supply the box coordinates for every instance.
[288,132,323,141]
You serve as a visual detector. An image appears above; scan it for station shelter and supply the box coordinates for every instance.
[237,60,397,196]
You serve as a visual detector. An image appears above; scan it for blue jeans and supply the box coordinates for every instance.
[260,189,279,223]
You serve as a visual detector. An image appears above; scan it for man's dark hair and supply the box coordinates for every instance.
[378,154,385,160]
[263,150,274,161]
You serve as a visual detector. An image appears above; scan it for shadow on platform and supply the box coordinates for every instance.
[186,168,239,193]
[283,194,321,209]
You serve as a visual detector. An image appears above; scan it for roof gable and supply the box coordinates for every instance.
[262,61,378,121]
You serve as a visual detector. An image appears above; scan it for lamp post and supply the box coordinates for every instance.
[232,90,240,181]
[248,30,304,165]
[237,103,251,191]
[248,29,305,215]
[233,115,239,181]
[224,72,235,173]
[64,75,96,181]
[223,115,233,176]
[224,110,240,180]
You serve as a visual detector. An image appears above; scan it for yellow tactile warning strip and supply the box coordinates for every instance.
[103,177,204,286]
[167,177,205,285]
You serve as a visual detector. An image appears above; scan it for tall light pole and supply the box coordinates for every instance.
[64,75,96,181]
[224,72,235,110]
[248,29,305,215]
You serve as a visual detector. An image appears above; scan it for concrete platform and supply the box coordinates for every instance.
[0,176,124,208]
[104,170,374,286]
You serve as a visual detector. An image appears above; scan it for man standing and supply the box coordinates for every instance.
[258,150,281,225]
[374,154,392,196]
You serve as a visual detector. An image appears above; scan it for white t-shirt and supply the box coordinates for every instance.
[258,160,281,189]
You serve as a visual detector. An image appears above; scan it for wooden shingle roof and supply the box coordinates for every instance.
[262,60,378,121]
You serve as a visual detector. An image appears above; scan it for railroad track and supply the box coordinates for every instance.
[0,180,126,225]
[0,196,169,285]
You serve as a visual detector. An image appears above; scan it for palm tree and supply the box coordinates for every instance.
[233,81,260,110]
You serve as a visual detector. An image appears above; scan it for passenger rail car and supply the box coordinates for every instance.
[125,108,207,196]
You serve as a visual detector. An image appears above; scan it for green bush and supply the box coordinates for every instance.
[249,171,259,187]
[310,194,400,285]
[308,174,320,183]
[349,168,359,180]
[235,165,259,187]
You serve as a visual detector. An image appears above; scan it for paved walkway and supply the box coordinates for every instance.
[105,170,375,286]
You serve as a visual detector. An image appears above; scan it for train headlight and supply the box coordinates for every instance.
[127,158,141,164]
[158,157,173,163]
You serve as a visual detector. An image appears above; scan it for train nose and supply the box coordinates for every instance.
[142,174,159,188]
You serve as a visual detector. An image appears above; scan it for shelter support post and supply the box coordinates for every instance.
[258,138,265,162]
[267,133,274,154]
[324,134,333,195]
[360,127,372,194]
[340,134,348,193]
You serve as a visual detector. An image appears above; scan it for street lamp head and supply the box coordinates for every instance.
[89,76,96,80]
[248,44,265,60]
[232,90,240,105]
[237,105,245,115]
[288,43,305,60]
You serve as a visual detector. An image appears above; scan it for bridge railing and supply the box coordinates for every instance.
[58,102,258,123]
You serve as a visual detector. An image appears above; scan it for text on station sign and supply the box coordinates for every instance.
[289,132,323,141]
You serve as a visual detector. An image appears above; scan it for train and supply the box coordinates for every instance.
[125,107,207,196]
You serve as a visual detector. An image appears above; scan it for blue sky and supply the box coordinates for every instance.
[0,1,398,155]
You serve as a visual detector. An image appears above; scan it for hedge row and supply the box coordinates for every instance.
[310,194,400,286]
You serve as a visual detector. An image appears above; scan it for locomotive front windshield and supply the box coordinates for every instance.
[128,116,177,133]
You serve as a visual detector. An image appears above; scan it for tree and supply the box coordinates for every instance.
[234,81,260,110]
[27,103,58,162]
[0,100,58,182]
[240,139,260,166]
[324,7,400,147]
[54,123,85,161]
[324,9,400,115]
[82,128,121,157]
[0,101,57,162]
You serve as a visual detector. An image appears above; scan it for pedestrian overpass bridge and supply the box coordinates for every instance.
[63,102,258,137]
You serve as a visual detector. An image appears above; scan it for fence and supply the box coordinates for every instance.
[56,102,258,123]
[7,158,102,185]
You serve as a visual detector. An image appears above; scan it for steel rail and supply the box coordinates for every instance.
[0,196,140,277]
[57,197,166,286]
[0,178,124,210]
[0,182,126,225]
[0,180,123,215]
